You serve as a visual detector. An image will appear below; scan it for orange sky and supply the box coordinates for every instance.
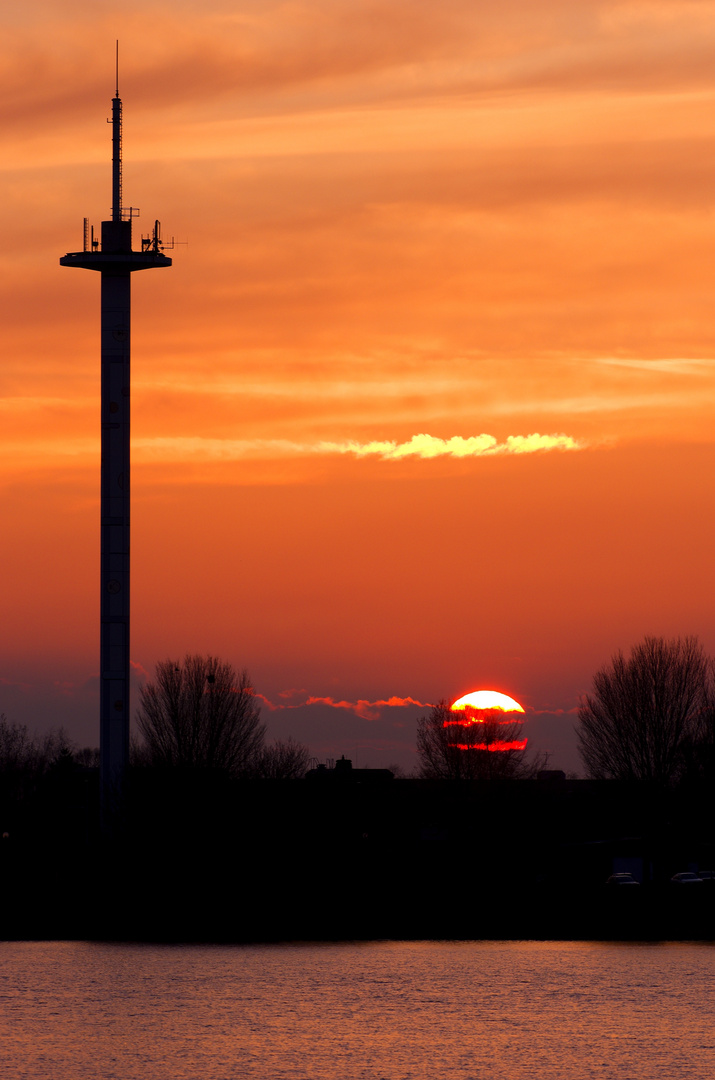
[3,0,715,772]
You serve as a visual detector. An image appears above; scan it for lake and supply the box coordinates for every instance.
[1,940,713,1079]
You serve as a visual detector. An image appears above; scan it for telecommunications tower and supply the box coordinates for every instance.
[60,55,172,807]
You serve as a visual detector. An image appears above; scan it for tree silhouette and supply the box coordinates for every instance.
[136,655,265,776]
[417,700,533,780]
[252,737,310,779]
[685,672,715,784]
[0,716,72,793]
[577,635,710,785]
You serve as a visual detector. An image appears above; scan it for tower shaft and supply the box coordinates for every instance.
[100,269,131,797]
[60,89,171,818]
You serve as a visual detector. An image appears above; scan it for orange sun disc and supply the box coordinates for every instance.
[451,690,524,713]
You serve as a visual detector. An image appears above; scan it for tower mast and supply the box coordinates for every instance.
[60,58,171,815]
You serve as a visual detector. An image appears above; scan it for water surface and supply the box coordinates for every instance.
[1,940,713,1079]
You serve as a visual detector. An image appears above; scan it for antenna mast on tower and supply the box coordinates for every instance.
[112,43,122,223]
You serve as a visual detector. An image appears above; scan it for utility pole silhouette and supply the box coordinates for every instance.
[60,50,172,818]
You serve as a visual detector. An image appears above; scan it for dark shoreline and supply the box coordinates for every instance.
[3,774,714,943]
[4,863,714,944]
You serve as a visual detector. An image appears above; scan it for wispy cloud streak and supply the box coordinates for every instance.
[1,431,582,478]
[128,432,582,464]
[318,433,581,459]
[257,693,431,721]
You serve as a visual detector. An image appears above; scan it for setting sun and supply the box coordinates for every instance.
[446,690,527,752]
[451,691,525,713]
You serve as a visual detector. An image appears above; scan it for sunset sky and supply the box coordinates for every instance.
[3,0,715,773]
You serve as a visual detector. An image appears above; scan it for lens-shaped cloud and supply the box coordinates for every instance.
[125,431,583,465]
[318,432,581,460]
[256,692,431,721]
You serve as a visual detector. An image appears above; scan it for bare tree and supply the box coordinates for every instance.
[252,737,310,779]
[136,655,265,776]
[0,716,78,812]
[0,716,40,778]
[74,746,100,769]
[417,700,534,780]
[577,635,710,785]
[0,716,72,780]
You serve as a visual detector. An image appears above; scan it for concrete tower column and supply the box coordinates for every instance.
[100,268,132,797]
[60,86,171,818]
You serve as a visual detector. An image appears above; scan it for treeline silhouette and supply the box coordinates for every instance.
[2,641,715,942]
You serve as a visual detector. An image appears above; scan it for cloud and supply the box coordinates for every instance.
[259,693,432,721]
[318,432,581,459]
[305,695,432,721]
[8,0,715,146]
[0,676,32,692]
[277,687,308,700]
[1,430,582,480]
[129,432,581,464]
[527,706,580,716]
